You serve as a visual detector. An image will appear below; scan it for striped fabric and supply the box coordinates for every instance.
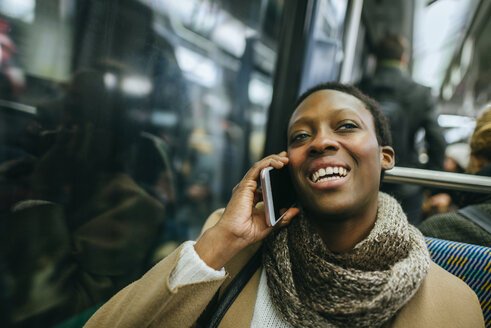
[426,237,491,327]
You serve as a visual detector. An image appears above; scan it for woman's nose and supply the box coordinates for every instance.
[308,132,340,155]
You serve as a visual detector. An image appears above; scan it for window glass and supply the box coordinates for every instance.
[0,0,283,325]
[300,0,348,93]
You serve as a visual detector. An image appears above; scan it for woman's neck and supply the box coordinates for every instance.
[308,203,378,253]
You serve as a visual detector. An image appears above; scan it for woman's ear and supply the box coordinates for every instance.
[381,146,395,170]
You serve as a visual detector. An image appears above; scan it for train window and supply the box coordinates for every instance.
[300,0,348,93]
[0,0,284,326]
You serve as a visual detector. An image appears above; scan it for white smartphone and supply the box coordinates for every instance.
[260,166,296,226]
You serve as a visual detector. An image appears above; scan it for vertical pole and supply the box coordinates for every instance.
[263,0,316,156]
[339,0,364,83]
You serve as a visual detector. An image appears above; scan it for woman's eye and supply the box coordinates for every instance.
[338,122,358,130]
[291,133,309,142]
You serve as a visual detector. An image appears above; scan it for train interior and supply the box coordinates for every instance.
[0,0,490,326]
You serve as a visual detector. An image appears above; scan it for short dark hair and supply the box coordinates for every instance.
[375,35,408,61]
[292,82,392,147]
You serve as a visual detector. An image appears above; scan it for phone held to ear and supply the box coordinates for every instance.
[260,166,296,226]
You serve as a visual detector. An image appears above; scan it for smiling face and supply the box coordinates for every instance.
[287,89,394,221]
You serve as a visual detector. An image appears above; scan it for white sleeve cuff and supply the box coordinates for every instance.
[169,240,226,290]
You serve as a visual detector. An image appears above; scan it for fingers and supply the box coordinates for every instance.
[242,151,289,182]
[231,151,289,197]
[216,150,295,247]
[276,207,300,228]
[252,188,262,206]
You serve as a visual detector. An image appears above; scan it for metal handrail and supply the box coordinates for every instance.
[383,167,491,193]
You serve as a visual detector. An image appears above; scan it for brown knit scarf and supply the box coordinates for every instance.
[262,192,430,327]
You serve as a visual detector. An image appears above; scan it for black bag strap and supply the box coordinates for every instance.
[457,205,491,234]
[204,247,263,328]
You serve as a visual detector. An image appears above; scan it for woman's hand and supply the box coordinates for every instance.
[194,151,300,270]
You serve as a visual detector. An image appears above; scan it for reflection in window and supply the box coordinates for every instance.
[0,0,283,326]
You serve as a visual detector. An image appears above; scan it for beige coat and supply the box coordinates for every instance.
[85,210,484,328]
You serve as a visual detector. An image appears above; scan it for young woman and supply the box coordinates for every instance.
[85,82,483,327]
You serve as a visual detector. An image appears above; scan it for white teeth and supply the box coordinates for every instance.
[311,166,348,182]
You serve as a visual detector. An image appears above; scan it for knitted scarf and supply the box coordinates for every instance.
[262,192,430,327]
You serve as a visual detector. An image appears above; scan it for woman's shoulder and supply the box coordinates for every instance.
[391,261,484,327]
[423,261,481,301]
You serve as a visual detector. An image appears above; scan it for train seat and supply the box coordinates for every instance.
[425,237,491,326]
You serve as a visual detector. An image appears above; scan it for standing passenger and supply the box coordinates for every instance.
[357,34,446,225]
[85,82,482,328]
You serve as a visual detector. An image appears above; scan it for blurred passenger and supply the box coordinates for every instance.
[443,142,470,174]
[357,34,446,225]
[1,69,165,327]
[419,105,491,247]
[422,142,470,218]
[86,82,482,328]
